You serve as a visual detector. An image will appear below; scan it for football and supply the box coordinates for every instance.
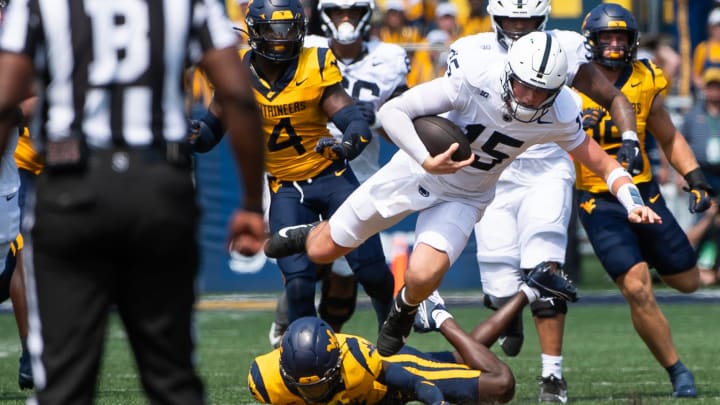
[412,115,472,161]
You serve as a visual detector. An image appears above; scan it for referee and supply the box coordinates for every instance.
[0,1,265,404]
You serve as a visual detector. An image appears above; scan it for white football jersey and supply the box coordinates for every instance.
[448,30,589,163]
[0,127,19,195]
[379,55,586,199]
[305,35,409,182]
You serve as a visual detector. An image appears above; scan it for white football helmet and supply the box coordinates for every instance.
[318,0,374,45]
[502,32,567,123]
[487,0,550,49]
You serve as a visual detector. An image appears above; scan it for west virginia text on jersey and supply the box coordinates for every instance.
[243,47,343,182]
[574,59,668,193]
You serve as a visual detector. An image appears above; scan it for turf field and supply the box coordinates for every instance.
[0,294,719,404]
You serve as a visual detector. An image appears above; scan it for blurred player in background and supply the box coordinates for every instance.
[575,3,713,398]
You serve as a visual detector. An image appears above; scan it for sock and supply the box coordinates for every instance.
[399,288,420,310]
[541,354,563,379]
[520,284,540,303]
[21,337,27,351]
[432,309,453,329]
[666,360,688,378]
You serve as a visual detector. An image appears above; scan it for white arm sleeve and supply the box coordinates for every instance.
[377,77,455,164]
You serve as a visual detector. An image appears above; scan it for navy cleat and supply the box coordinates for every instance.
[413,291,451,333]
[498,313,524,357]
[671,369,698,398]
[264,222,318,258]
[524,262,578,302]
[538,375,568,403]
[377,294,416,356]
[18,350,33,390]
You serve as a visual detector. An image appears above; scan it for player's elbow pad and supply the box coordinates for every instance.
[331,104,373,161]
[193,110,225,153]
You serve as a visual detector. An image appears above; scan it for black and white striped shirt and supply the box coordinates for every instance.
[0,0,236,148]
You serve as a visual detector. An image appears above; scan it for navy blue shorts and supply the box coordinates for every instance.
[577,180,696,281]
[268,163,386,281]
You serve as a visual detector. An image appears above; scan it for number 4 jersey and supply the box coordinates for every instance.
[242,47,342,182]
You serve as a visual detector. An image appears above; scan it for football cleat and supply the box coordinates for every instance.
[538,375,568,403]
[671,369,697,398]
[413,290,451,333]
[377,296,416,356]
[524,262,578,302]
[264,222,318,258]
[18,350,33,390]
[498,313,524,357]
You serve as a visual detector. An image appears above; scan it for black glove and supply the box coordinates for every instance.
[355,100,377,127]
[581,107,605,130]
[187,120,202,144]
[315,137,354,161]
[616,131,643,176]
[684,168,715,213]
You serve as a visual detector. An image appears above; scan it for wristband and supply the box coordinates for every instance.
[616,183,644,213]
[621,130,639,142]
[605,167,633,192]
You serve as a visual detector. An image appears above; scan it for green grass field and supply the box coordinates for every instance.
[0,298,719,404]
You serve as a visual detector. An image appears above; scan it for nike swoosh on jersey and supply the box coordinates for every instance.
[631,81,641,87]
[335,168,347,176]
[649,193,660,203]
[6,193,16,201]
[296,78,308,86]
[359,136,370,143]
[279,224,312,238]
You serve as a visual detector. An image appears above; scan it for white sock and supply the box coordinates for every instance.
[541,354,563,379]
[432,309,453,328]
[520,284,540,303]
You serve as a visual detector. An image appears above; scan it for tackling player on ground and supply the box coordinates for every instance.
[249,265,577,404]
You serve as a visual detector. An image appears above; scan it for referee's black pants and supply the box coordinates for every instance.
[26,148,204,405]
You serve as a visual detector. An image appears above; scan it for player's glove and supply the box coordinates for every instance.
[581,107,605,130]
[615,130,644,176]
[187,120,202,144]
[355,100,378,128]
[684,167,716,213]
[315,137,355,161]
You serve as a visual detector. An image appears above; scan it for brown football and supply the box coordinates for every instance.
[412,115,472,161]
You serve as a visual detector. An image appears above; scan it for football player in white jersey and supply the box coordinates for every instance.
[447,2,644,402]
[264,32,661,365]
[267,0,409,347]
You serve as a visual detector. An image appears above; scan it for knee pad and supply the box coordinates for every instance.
[530,297,567,318]
[284,277,317,321]
[318,275,358,329]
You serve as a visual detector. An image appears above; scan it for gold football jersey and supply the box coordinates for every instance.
[574,59,668,193]
[14,127,43,175]
[242,47,343,182]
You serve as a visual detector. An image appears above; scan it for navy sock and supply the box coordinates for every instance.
[666,360,688,378]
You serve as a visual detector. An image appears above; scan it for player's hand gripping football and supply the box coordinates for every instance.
[627,205,662,224]
[421,143,475,174]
